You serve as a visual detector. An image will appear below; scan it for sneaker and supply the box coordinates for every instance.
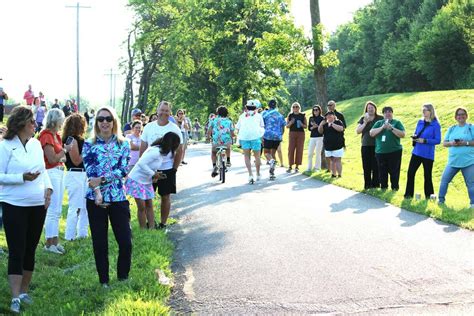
[19,293,33,305]
[44,245,63,254]
[248,175,254,183]
[295,167,299,173]
[10,298,20,314]
[56,244,65,254]
[101,283,110,289]
[286,167,292,173]
[269,159,276,175]
[226,161,231,168]
[157,223,167,230]
[181,161,188,165]
[256,174,261,181]
[211,166,218,178]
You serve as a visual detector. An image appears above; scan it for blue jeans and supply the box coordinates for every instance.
[438,163,474,205]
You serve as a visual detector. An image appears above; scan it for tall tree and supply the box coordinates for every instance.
[310,0,328,112]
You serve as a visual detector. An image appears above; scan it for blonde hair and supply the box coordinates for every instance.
[91,106,125,144]
[422,103,437,121]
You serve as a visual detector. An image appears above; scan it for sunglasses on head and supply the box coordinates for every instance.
[97,116,113,123]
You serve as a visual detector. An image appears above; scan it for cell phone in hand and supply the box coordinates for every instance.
[65,136,74,145]
[454,139,461,143]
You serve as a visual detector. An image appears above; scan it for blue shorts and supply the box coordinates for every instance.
[240,139,261,151]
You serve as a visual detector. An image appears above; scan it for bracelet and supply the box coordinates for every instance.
[467,141,470,146]
[94,186,101,191]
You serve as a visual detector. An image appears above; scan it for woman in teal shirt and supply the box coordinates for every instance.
[438,108,474,208]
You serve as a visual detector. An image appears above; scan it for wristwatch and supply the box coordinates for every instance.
[100,176,106,184]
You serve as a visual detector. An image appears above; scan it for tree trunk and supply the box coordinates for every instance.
[310,0,329,113]
[310,0,329,169]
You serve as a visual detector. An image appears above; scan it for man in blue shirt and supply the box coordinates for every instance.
[262,99,286,178]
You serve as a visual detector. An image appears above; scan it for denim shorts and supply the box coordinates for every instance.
[240,139,261,151]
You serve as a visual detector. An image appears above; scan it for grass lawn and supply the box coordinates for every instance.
[0,197,173,315]
[277,89,474,229]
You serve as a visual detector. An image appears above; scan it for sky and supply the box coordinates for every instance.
[0,0,372,109]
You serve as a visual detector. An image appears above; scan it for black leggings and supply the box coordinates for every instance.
[2,203,46,275]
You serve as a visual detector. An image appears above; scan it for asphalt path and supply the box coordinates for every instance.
[169,143,474,314]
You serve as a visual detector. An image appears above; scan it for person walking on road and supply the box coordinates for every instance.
[0,86,8,123]
[262,99,286,179]
[236,100,265,184]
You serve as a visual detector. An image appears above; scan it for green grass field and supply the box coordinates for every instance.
[0,198,173,315]
[279,89,474,229]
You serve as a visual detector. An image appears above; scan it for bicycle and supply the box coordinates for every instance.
[215,145,227,183]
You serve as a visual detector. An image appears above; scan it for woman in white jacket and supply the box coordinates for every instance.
[0,106,53,313]
[125,132,181,229]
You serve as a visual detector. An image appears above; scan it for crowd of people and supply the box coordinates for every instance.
[0,90,472,313]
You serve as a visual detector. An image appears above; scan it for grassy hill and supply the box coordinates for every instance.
[279,89,474,230]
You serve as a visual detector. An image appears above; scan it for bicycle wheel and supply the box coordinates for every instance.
[220,160,226,183]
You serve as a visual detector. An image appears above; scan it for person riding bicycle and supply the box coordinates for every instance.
[207,106,235,177]
[236,100,265,184]
[262,99,286,178]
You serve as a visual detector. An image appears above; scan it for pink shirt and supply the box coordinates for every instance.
[23,90,34,105]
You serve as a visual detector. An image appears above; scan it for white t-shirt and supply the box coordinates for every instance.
[236,112,264,141]
[141,121,183,170]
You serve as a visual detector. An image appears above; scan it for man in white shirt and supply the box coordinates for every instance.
[140,101,183,229]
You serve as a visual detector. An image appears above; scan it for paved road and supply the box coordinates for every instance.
[169,143,474,314]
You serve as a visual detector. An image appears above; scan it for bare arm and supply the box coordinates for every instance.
[173,144,183,170]
[43,144,65,164]
[68,139,83,166]
[139,141,149,157]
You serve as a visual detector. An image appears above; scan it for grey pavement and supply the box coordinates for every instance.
[169,143,474,315]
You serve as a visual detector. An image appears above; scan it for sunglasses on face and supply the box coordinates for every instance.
[456,112,467,116]
[313,109,320,111]
[97,116,113,123]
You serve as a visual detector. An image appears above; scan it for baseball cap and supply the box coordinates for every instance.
[131,108,142,116]
[246,99,262,108]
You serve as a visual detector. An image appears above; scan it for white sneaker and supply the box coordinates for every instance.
[19,293,33,305]
[248,175,254,184]
[44,245,63,254]
[256,174,261,181]
[56,244,65,254]
[269,159,276,175]
[10,298,20,314]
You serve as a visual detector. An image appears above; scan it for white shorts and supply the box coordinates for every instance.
[325,148,344,158]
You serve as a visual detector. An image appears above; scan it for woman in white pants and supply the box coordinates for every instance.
[38,109,70,254]
[62,114,89,240]
[306,105,325,172]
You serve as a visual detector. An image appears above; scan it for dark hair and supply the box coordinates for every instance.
[268,99,277,109]
[150,132,180,157]
[131,120,142,129]
[312,105,322,117]
[4,106,34,140]
[216,106,228,117]
[382,106,393,113]
[364,101,378,115]
[325,111,335,117]
[62,113,86,143]
[455,107,468,118]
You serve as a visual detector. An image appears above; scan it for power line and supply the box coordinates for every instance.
[104,69,120,108]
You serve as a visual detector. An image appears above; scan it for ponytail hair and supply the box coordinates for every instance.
[150,132,181,157]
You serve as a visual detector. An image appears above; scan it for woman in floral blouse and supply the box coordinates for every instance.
[82,106,131,287]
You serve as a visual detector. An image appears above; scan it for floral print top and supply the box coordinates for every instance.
[209,117,235,145]
[82,135,131,202]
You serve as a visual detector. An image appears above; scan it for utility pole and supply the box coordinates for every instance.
[104,68,119,108]
[66,2,91,112]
